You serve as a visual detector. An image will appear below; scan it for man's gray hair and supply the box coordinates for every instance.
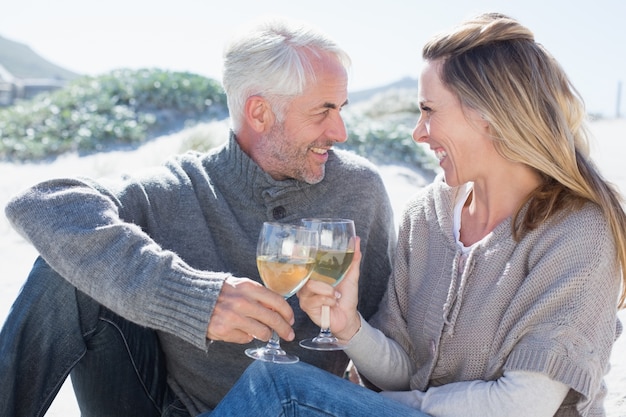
[222,16,351,132]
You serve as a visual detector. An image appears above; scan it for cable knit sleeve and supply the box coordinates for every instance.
[5,171,227,350]
[493,203,621,415]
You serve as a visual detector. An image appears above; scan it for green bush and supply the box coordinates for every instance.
[340,89,438,171]
[0,68,227,160]
[341,112,435,168]
[0,71,438,176]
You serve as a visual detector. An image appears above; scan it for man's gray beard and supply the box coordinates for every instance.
[263,124,326,185]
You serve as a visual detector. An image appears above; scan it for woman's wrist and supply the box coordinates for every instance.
[337,314,362,344]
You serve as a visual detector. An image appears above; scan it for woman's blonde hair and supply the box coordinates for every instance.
[423,12,626,307]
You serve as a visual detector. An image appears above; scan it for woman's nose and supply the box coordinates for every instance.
[412,116,428,143]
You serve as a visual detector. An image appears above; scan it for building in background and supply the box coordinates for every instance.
[0,35,78,106]
[0,64,67,106]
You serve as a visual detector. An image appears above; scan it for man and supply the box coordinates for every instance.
[0,17,395,416]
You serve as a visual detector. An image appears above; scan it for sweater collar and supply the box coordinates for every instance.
[220,131,328,207]
[432,174,516,251]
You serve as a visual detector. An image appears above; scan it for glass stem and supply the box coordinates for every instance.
[319,305,331,334]
[266,330,282,352]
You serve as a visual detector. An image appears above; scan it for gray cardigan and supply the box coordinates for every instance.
[357,175,621,416]
[6,134,396,413]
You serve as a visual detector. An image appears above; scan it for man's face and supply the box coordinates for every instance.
[258,53,349,184]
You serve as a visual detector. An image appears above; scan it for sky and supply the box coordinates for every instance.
[1,0,625,117]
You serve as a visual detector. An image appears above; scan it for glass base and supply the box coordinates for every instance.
[245,346,299,364]
[299,335,346,351]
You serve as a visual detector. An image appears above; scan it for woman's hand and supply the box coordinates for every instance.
[297,237,362,343]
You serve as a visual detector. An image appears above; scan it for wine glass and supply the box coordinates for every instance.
[299,218,356,351]
[245,222,318,364]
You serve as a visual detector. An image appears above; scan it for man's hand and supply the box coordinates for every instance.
[207,276,295,344]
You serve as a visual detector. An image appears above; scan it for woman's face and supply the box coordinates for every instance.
[412,59,496,187]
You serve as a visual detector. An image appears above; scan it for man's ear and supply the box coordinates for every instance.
[244,95,274,133]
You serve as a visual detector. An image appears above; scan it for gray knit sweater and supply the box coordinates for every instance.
[5,134,396,413]
[364,175,622,416]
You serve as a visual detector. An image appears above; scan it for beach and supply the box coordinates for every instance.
[1,119,625,416]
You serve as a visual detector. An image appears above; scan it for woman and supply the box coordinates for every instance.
[208,13,626,417]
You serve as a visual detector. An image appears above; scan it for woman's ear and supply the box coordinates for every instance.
[244,95,275,133]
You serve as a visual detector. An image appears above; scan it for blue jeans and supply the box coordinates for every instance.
[0,257,189,417]
[207,361,431,417]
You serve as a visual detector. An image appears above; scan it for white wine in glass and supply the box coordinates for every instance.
[299,218,356,351]
[245,222,318,364]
